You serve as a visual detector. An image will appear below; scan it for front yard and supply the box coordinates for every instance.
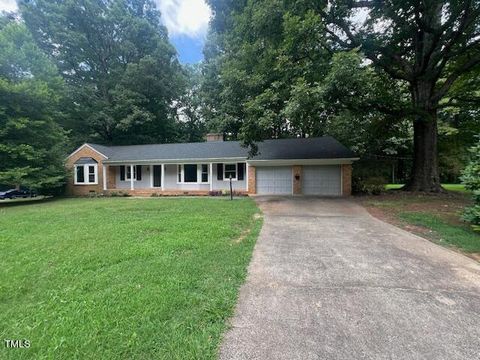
[0,197,261,359]
[359,190,480,260]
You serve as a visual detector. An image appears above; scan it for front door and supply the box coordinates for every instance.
[153,165,162,187]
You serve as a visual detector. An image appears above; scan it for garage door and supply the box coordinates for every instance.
[302,165,341,195]
[256,167,292,195]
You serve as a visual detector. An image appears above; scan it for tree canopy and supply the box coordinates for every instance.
[20,0,186,146]
[0,17,67,192]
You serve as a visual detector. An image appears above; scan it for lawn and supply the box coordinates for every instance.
[0,197,262,359]
[359,191,480,258]
[385,183,468,192]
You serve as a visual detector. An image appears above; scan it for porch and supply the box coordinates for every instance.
[101,163,248,195]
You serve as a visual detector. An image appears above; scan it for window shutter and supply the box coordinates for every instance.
[237,163,245,180]
[120,166,125,181]
[136,165,142,181]
[217,164,223,180]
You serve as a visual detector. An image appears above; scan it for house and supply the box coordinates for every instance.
[66,134,358,196]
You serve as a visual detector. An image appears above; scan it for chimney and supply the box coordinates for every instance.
[205,133,223,142]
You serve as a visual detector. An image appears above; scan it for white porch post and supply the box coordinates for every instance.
[161,164,165,191]
[150,165,153,188]
[209,163,213,191]
[102,164,107,191]
[130,164,134,191]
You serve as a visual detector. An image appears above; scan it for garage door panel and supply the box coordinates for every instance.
[302,165,341,195]
[257,167,292,195]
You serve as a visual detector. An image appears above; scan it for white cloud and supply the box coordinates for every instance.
[0,0,18,12]
[0,0,212,38]
[157,0,211,38]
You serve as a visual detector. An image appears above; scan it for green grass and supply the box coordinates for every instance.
[385,183,468,192]
[0,197,262,359]
[399,212,480,253]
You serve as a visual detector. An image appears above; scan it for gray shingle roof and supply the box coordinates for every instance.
[88,136,357,163]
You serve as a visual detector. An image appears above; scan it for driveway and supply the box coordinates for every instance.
[220,197,480,360]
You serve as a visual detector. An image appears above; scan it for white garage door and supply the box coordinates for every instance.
[302,165,341,195]
[256,167,292,195]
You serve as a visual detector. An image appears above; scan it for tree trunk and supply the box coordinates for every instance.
[404,84,443,192]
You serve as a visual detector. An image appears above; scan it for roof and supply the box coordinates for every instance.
[85,136,357,163]
[74,157,98,164]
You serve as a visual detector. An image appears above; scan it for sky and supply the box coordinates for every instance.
[0,0,212,64]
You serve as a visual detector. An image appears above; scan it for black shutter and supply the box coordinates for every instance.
[217,164,223,180]
[237,163,245,180]
[120,166,125,181]
[136,165,142,181]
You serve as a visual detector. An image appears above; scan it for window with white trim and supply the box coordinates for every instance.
[126,165,136,180]
[224,163,237,180]
[177,164,209,183]
[74,164,98,185]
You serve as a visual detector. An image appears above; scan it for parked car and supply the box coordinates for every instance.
[0,189,37,200]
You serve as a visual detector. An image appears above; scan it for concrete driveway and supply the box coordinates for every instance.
[220,197,480,360]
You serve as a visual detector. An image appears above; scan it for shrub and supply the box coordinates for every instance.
[352,176,386,195]
[461,138,480,231]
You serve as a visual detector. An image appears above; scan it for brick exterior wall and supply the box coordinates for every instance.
[247,166,256,195]
[292,165,302,194]
[66,145,106,196]
[342,164,352,196]
[107,166,116,189]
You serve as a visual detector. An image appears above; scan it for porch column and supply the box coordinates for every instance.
[130,164,134,191]
[209,163,213,191]
[161,164,165,191]
[103,164,107,190]
[149,165,153,188]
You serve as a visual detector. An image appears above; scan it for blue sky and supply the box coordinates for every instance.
[0,0,211,64]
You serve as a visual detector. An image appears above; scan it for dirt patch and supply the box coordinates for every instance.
[357,191,480,262]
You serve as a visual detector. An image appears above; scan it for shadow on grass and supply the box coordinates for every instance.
[0,196,60,208]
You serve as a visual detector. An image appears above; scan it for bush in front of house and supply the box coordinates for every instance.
[461,138,480,231]
[352,176,387,195]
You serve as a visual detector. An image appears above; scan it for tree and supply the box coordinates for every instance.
[176,64,207,143]
[20,0,185,146]
[0,18,67,193]
[461,137,480,231]
[323,0,480,192]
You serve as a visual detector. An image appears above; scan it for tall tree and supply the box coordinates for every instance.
[0,17,67,192]
[20,0,185,146]
[323,0,480,192]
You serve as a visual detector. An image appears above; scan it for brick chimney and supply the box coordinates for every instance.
[205,133,223,142]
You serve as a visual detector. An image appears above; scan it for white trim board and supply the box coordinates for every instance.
[247,158,359,166]
[67,143,108,160]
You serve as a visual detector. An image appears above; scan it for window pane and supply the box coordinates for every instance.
[126,166,131,179]
[201,164,208,183]
[88,166,95,183]
[225,164,236,179]
[178,165,182,182]
[184,164,197,183]
[76,166,84,183]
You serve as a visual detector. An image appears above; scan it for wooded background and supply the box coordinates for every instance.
[1,0,479,193]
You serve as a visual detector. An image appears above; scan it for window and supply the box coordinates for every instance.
[74,164,97,185]
[201,164,208,183]
[126,165,136,180]
[121,165,142,181]
[224,163,237,180]
[177,164,209,183]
